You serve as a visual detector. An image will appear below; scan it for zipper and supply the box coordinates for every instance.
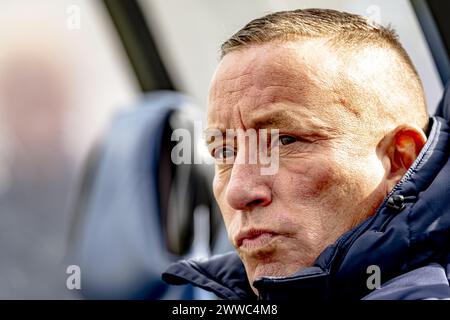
[377,195,417,232]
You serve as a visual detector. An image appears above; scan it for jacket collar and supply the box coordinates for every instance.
[163,116,450,300]
[163,252,256,300]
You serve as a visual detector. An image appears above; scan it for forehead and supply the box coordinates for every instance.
[207,40,343,129]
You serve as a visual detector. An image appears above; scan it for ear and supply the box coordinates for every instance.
[378,125,427,191]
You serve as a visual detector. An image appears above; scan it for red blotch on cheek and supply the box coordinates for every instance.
[277,160,337,200]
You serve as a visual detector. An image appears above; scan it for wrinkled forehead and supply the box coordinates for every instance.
[209,42,326,99]
[207,40,343,129]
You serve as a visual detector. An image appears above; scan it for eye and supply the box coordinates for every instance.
[212,146,235,161]
[279,135,297,145]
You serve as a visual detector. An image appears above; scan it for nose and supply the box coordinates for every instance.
[225,162,272,211]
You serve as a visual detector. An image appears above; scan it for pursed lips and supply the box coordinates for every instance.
[234,229,279,249]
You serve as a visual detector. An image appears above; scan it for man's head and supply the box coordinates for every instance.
[206,9,428,294]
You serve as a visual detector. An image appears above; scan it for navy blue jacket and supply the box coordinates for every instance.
[163,89,450,300]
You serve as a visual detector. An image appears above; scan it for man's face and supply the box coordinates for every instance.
[207,41,389,291]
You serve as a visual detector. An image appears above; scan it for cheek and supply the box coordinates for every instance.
[277,147,386,204]
[276,157,337,200]
[349,153,388,212]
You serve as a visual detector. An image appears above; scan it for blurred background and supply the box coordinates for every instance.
[0,0,448,299]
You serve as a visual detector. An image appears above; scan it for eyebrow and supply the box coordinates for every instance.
[251,110,300,129]
[205,109,340,143]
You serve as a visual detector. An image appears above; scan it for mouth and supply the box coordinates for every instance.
[235,229,279,250]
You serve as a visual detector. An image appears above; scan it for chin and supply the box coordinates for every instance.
[251,261,299,281]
